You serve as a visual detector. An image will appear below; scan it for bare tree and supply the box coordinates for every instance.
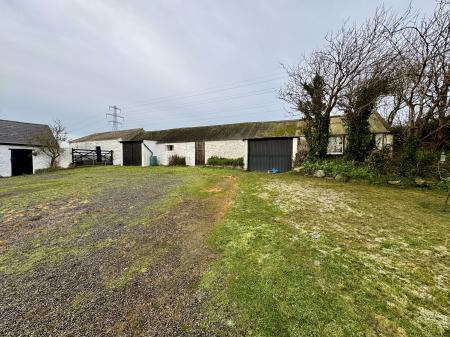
[280,7,400,156]
[386,1,450,148]
[33,120,68,168]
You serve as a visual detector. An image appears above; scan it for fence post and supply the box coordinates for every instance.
[96,146,102,163]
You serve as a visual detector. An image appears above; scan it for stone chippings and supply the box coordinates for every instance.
[0,173,225,337]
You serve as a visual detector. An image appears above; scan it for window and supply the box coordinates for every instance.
[375,134,385,149]
[327,136,344,155]
[166,145,174,151]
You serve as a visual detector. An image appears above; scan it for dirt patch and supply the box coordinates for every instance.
[204,187,223,193]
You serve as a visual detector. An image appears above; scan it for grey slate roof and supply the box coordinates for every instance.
[138,120,302,143]
[73,113,391,144]
[135,113,390,143]
[70,128,144,143]
[0,119,54,146]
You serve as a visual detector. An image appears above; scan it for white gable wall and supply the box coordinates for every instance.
[0,144,51,177]
[70,139,123,166]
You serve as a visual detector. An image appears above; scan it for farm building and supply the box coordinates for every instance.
[69,128,144,166]
[70,113,392,172]
[0,119,54,177]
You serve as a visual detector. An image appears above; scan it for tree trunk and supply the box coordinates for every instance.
[436,67,450,150]
[444,187,450,212]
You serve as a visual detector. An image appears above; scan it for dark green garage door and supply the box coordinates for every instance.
[248,138,293,172]
[122,142,142,166]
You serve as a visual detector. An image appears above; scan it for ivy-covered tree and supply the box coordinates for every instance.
[298,74,329,158]
[343,78,389,162]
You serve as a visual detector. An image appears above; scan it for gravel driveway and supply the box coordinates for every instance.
[0,167,239,336]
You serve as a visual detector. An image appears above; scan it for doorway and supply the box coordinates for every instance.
[122,142,142,166]
[11,149,33,176]
[195,142,205,166]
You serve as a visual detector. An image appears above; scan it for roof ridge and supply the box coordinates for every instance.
[0,119,49,127]
[144,115,348,133]
[69,127,145,143]
[145,119,300,133]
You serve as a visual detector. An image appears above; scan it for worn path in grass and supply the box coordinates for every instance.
[0,167,240,336]
[202,173,450,336]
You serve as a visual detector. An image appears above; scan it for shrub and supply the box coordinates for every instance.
[207,156,244,167]
[294,149,309,167]
[366,146,392,175]
[390,136,439,177]
[300,159,376,180]
[168,155,186,166]
[415,150,440,177]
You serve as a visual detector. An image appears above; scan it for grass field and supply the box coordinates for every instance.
[0,166,449,336]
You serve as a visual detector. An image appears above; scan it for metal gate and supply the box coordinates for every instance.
[248,138,293,172]
[195,141,205,166]
[122,142,142,166]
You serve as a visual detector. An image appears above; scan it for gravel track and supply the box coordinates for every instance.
[0,170,238,336]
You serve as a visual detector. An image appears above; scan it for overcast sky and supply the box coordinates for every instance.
[0,0,436,139]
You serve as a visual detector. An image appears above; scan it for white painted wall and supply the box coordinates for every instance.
[70,139,123,166]
[0,144,52,177]
[166,142,195,166]
[375,133,394,150]
[142,141,195,166]
[142,140,161,167]
[58,148,72,168]
[243,140,249,170]
[205,140,246,164]
[292,138,298,167]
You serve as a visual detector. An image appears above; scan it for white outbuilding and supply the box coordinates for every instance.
[70,113,392,172]
[0,119,54,177]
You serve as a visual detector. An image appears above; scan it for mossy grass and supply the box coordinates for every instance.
[202,172,450,336]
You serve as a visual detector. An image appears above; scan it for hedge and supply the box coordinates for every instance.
[207,156,244,167]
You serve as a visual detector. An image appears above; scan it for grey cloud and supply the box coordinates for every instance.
[0,0,435,138]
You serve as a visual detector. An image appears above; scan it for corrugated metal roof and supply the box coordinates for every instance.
[0,119,54,146]
[72,113,390,144]
[70,128,144,143]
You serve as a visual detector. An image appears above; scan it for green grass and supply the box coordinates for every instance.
[203,173,450,336]
[0,166,240,278]
[1,167,448,336]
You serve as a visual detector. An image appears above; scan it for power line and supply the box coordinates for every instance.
[69,99,287,136]
[135,109,292,130]
[125,87,279,116]
[68,72,287,135]
[106,105,124,131]
[129,102,284,125]
[68,112,109,134]
[69,105,288,137]
[120,73,285,109]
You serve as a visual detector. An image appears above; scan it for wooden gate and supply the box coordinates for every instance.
[195,142,205,166]
[248,138,293,172]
